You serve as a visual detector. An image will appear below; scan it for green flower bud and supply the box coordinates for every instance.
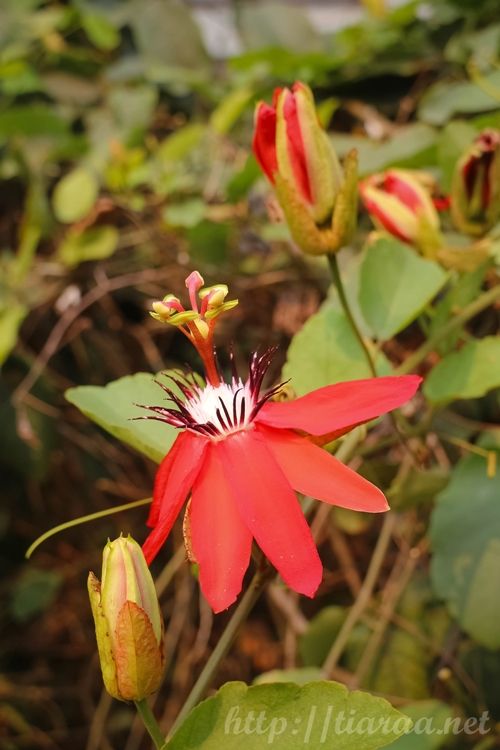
[88,535,164,702]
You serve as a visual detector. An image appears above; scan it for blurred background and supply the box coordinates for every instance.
[1,0,500,748]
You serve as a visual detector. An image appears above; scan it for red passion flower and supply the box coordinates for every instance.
[142,272,421,612]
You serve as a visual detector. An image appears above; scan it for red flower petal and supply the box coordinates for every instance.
[191,443,253,613]
[358,182,412,242]
[217,430,322,598]
[252,102,278,184]
[256,375,421,436]
[384,171,423,212]
[282,88,313,204]
[258,425,389,512]
[142,432,208,564]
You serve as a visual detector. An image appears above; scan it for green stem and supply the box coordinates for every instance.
[395,284,500,376]
[169,564,273,738]
[135,699,166,750]
[322,513,397,677]
[328,254,377,377]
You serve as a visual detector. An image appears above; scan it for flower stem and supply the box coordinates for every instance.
[327,254,377,377]
[395,283,500,376]
[169,564,273,738]
[134,699,166,750]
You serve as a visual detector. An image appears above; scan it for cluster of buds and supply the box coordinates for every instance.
[88,536,164,702]
[253,82,358,256]
[358,168,442,256]
[451,129,500,236]
[151,271,238,386]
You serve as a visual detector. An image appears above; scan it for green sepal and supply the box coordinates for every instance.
[275,149,359,256]
[88,572,121,700]
[114,601,165,702]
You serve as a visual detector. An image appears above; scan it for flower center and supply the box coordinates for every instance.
[136,349,286,441]
[184,381,254,439]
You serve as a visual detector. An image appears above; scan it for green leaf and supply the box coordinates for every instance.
[157,123,205,163]
[166,680,412,749]
[53,167,99,223]
[0,104,68,139]
[253,668,323,685]
[0,304,28,365]
[163,199,206,228]
[130,0,208,70]
[418,71,500,126]
[387,467,449,511]
[210,85,254,135]
[358,239,447,340]
[431,450,500,649]
[366,630,430,700]
[299,606,347,667]
[386,701,455,749]
[10,568,62,622]
[82,12,120,51]
[238,2,324,53]
[424,337,500,404]
[283,304,390,396]
[332,124,437,177]
[58,226,119,267]
[65,372,180,463]
[427,261,490,355]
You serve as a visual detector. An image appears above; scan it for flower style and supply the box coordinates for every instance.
[143,273,421,613]
[253,82,358,256]
[451,128,500,236]
[359,168,442,254]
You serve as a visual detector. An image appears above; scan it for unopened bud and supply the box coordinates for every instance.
[359,168,442,255]
[253,82,356,255]
[88,535,164,702]
[451,128,500,236]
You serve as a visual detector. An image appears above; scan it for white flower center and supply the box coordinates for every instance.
[185,380,254,438]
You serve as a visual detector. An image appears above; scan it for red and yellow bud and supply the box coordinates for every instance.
[88,535,164,702]
[253,82,356,255]
[451,129,500,236]
[359,169,441,253]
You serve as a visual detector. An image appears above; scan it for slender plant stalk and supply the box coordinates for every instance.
[134,699,166,750]
[322,513,397,677]
[169,564,273,738]
[395,283,500,376]
[328,254,378,377]
[25,497,152,559]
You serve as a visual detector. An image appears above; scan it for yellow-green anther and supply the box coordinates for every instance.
[199,284,229,308]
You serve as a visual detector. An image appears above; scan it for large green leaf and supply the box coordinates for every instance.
[418,71,500,126]
[332,124,437,177]
[166,680,412,749]
[431,450,500,649]
[424,337,500,404]
[358,239,447,341]
[283,304,390,396]
[65,372,180,463]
